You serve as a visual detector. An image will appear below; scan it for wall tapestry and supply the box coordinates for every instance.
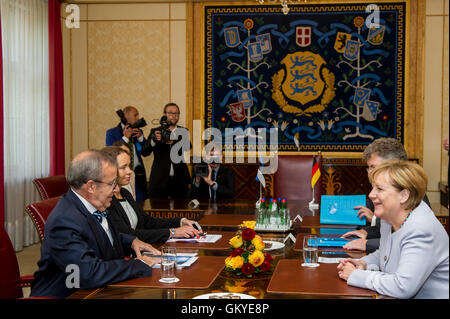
[204,2,406,152]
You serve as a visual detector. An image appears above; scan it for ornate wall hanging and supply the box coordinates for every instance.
[204,2,407,152]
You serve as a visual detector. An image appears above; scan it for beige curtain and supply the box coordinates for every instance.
[1,0,49,250]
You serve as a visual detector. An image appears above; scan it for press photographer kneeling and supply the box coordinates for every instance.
[189,148,235,200]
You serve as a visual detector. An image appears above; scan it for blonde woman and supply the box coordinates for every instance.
[337,160,449,299]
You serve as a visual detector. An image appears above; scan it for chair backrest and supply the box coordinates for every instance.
[25,196,61,242]
[32,175,69,201]
[273,155,322,202]
[0,227,23,298]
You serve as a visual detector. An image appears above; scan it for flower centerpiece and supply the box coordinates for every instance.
[225,221,273,278]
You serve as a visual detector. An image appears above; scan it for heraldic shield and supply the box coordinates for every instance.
[280,52,326,106]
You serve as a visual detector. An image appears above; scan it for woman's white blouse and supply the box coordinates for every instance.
[119,200,138,230]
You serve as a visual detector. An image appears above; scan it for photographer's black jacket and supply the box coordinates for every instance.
[141,126,191,198]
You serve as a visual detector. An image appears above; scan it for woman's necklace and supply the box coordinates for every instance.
[392,211,412,232]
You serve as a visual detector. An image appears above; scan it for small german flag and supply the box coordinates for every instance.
[311,156,320,189]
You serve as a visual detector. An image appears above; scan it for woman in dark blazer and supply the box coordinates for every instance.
[102,146,201,244]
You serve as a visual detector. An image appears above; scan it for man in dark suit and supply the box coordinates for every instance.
[141,103,191,198]
[189,148,235,200]
[106,106,148,204]
[30,150,160,298]
[341,138,430,252]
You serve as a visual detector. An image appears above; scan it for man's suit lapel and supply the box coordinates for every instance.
[65,190,120,260]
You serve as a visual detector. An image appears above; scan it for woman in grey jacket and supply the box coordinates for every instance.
[337,160,449,299]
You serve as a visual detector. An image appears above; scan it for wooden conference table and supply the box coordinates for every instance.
[68,198,384,299]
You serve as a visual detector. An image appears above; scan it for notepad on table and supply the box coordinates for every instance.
[320,195,366,226]
[166,234,222,243]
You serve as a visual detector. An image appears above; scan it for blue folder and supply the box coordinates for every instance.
[320,195,366,226]
[309,237,351,247]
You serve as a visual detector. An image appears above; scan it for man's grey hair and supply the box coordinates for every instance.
[362,137,407,162]
[67,149,117,189]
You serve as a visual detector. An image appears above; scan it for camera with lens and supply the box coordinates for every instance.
[150,116,172,143]
[116,109,147,130]
[194,163,209,177]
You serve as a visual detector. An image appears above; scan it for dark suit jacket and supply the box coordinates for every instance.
[362,195,431,253]
[109,188,182,243]
[189,165,235,200]
[106,123,148,201]
[141,126,191,198]
[30,190,152,298]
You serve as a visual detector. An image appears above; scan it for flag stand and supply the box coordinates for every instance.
[309,187,319,210]
[259,182,262,200]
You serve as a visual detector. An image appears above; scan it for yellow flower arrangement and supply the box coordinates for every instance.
[225,221,273,278]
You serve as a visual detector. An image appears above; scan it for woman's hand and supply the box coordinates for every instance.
[181,218,202,233]
[173,225,200,238]
[337,258,366,281]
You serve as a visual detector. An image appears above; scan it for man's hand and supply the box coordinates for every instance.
[131,237,160,258]
[137,255,160,268]
[343,238,367,251]
[341,229,367,239]
[353,205,374,223]
[123,125,134,139]
[153,130,162,142]
[201,165,215,186]
[132,128,142,138]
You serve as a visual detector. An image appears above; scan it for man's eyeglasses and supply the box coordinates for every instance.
[93,177,118,189]
[165,112,179,116]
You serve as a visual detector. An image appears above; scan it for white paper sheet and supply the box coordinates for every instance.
[166,234,222,243]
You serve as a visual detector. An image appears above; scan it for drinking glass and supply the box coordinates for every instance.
[302,235,319,267]
[159,247,179,283]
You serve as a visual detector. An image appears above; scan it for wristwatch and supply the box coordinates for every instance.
[169,228,176,238]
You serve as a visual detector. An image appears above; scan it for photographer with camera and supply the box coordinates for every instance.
[141,103,191,199]
[189,147,235,200]
[106,106,149,204]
